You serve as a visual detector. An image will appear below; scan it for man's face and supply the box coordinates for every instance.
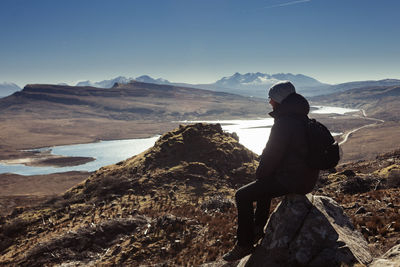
[269,98,279,110]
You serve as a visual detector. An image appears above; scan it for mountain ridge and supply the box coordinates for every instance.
[0,81,268,122]
[71,73,400,98]
[4,74,400,99]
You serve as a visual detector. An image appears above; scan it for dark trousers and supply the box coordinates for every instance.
[235,178,289,246]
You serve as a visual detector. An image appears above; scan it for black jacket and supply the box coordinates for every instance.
[256,93,319,194]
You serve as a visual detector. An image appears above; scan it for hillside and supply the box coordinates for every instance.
[0,124,400,266]
[309,85,400,163]
[0,81,266,121]
[311,85,400,121]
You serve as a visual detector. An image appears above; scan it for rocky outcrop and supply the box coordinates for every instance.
[239,194,372,267]
[370,244,400,267]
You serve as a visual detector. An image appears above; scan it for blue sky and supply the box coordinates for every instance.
[1,0,399,87]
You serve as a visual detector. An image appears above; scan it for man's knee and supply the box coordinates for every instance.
[235,187,248,203]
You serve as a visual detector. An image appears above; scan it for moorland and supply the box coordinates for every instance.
[0,81,399,233]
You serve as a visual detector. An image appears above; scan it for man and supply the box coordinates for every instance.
[223,81,319,261]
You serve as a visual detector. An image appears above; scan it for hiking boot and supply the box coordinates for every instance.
[253,225,265,244]
[223,244,254,262]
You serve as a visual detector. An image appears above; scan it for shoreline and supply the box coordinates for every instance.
[0,109,392,175]
[0,110,376,174]
[0,150,95,168]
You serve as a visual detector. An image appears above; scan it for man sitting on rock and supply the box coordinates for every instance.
[223,81,320,261]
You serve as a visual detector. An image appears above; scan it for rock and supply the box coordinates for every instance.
[200,196,234,213]
[239,194,372,267]
[340,169,356,177]
[340,176,374,194]
[370,244,400,267]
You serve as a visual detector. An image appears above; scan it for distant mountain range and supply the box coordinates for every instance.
[0,82,21,97]
[211,72,328,97]
[72,72,330,97]
[71,73,400,98]
[2,73,400,98]
[75,75,171,88]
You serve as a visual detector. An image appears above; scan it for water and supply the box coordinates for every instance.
[183,118,274,155]
[311,106,359,114]
[0,137,160,175]
[0,106,358,175]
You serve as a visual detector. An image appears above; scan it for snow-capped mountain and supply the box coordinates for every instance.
[76,76,133,88]
[75,76,171,88]
[0,82,21,97]
[216,72,279,87]
[212,72,329,97]
[75,76,133,88]
[72,73,329,97]
[135,75,171,85]
[215,72,324,87]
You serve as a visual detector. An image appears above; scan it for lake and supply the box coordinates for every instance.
[0,106,358,175]
[0,137,160,175]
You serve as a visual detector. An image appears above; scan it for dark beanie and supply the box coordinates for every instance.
[268,81,296,103]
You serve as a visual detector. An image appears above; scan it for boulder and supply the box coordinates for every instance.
[238,194,372,267]
[370,244,400,267]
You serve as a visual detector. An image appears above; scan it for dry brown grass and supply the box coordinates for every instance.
[339,122,400,162]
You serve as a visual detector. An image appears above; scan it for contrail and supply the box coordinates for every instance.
[263,0,312,9]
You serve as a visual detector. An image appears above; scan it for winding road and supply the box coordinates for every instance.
[338,109,384,146]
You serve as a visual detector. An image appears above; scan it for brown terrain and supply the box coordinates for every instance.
[311,84,400,162]
[0,172,90,216]
[0,82,399,265]
[0,123,399,266]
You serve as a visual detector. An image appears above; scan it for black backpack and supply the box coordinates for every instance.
[304,118,340,170]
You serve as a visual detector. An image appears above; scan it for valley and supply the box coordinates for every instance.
[0,81,399,218]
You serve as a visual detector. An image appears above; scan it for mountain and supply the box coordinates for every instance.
[135,75,171,84]
[75,76,133,88]
[74,75,171,88]
[0,82,21,97]
[207,75,400,98]
[70,73,329,97]
[0,81,267,121]
[63,74,400,99]
[213,72,328,97]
